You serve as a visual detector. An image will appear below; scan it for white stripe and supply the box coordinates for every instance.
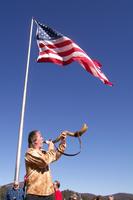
[38,51,94,62]
[37,41,91,62]
[38,52,63,61]
[38,49,109,82]
[37,40,109,82]
[39,42,82,53]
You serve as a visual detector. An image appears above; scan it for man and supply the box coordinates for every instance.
[69,194,78,200]
[25,130,66,200]
[6,182,24,200]
[108,196,114,200]
[53,180,63,200]
[92,196,104,200]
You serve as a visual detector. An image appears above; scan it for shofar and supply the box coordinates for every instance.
[52,123,88,143]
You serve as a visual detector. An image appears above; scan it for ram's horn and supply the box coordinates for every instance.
[52,123,88,143]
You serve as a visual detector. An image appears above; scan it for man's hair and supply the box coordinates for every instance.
[54,180,60,188]
[93,196,104,200]
[28,130,39,148]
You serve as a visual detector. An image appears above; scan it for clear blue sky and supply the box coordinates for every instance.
[0,0,133,196]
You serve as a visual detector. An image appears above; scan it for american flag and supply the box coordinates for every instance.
[35,20,113,86]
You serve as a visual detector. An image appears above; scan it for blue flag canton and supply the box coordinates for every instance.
[37,22,63,41]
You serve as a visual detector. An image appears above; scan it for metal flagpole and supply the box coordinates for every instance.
[14,18,34,183]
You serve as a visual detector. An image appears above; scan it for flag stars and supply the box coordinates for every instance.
[37,21,62,40]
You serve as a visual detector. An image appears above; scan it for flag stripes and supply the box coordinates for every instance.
[36,20,113,86]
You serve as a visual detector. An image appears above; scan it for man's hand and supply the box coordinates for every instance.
[60,131,67,145]
[47,140,55,151]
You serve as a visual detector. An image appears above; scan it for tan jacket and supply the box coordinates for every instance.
[25,143,66,196]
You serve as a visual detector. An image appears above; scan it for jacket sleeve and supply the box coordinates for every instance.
[55,142,66,160]
[25,142,66,168]
[25,148,57,168]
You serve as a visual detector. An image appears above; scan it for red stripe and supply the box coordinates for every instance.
[58,47,84,57]
[37,56,88,66]
[36,23,113,86]
[80,59,113,85]
[39,47,85,57]
[37,54,93,68]
[37,54,112,86]
[38,39,73,49]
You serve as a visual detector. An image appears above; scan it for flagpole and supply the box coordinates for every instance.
[14,18,34,183]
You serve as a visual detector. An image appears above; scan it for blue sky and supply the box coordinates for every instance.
[0,0,133,196]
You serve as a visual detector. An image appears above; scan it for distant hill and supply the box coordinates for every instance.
[1,183,133,200]
[62,190,133,200]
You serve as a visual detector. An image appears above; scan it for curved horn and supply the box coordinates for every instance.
[52,123,88,143]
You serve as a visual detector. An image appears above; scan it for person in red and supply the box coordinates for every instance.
[53,181,63,200]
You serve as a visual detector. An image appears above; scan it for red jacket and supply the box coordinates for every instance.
[55,190,63,200]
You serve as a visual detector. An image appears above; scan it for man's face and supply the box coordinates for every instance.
[53,182,57,190]
[35,131,44,148]
[13,184,19,190]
